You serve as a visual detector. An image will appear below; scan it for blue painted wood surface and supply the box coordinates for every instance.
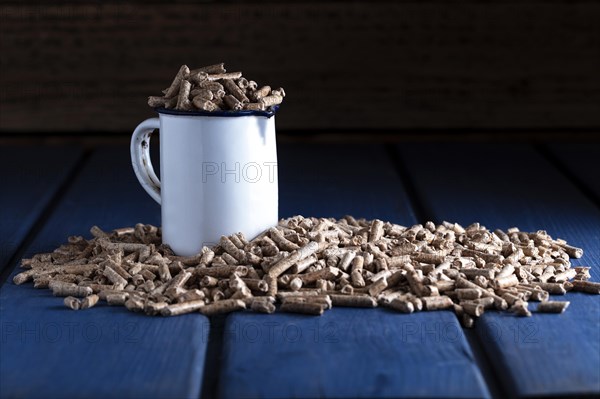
[3,140,598,398]
[546,142,600,201]
[278,143,417,222]
[219,144,490,399]
[220,309,488,399]
[395,143,600,398]
[0,147,209,399]
[0,146,82,272]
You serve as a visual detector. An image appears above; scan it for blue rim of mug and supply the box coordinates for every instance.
[155,105,279,118]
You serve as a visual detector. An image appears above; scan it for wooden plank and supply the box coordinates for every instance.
[0,147,209,399]
[1,2,599,132]
[545,142,600,201]
[218,143,490,399]
[278,144,417,222]
[0,145,82,272]
[220,309,488,399]
[395,142,600,397]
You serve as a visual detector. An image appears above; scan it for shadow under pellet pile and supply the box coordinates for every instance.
[13,216,599,327]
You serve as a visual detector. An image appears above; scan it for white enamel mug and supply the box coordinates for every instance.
[131,109,278,256]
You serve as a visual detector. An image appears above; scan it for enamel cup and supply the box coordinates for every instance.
[131,109,278,256]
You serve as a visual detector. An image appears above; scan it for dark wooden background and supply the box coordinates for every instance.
[1,1,600,133]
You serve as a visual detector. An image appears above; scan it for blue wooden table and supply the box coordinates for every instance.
[1,139,598,399]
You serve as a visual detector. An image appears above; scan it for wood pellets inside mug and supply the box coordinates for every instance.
[147,63,284,112]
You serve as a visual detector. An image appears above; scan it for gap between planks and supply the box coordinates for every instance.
[384,142,510,399]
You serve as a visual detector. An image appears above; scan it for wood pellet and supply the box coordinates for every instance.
[148,63,284,113]
[13,217,598,327]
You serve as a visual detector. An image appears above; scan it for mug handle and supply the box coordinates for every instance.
[130,118,161,204]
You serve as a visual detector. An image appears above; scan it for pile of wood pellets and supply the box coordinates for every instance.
[14,216,599,327]
[147,63,284,112]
